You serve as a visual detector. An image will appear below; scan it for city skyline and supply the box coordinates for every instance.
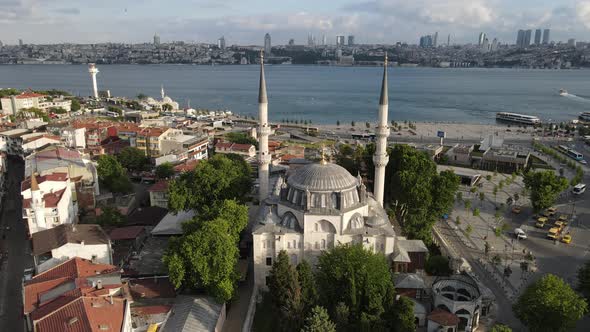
[1,0,590,45]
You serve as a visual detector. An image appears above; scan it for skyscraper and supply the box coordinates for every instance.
[491,38,498,52]
[264,33,271,56]
[516,30,523,47]
[153,33,160,45]
[523,30,532,47]
[447,34,451,46]
[218,36,226,50]
[307,34,314,46]
[568,38,576,47]
[336,35,345,46]
[542,29,550,44]
[322,35,327,45]
[534,29,542,45]
[288,39,295,46]
[419,35,433,48]
[433,32,438,47]
[347,35,355,46]
[478,32,486,46]
[19,39,23,47]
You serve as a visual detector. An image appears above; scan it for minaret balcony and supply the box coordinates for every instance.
[375,126,390,137]
[372,154,389,167]
[258,154,272,165]
[259,126,272,136]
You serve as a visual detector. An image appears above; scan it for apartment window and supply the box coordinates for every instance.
[321,239,326,249]
[314,242,319,250]
[266,257,272,266]
[262,241,266,249]
[287,242,291,249]
[266,240,271,249]
[314,223,318,232]
[293,240,297,249]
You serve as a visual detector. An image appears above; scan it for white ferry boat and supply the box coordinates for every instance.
[559,88,568,96]
[579,112,590,122]
[496,112,541,125]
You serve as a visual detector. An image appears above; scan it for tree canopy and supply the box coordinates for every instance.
[268,251,304,331]
[385,145,460,243]
[490,324,512,332]
[388,296,416,332]
[297,260,319,313]
[513,274,588,332]
[167,154,251,215]
[225,132,257,147]
[578,260,590,302]
[117,147,148,172]
[425,255,452,276]
[523,170,568,212]
[155,162,175,179]
[96,154,132,193]
[163,216,241,302]
[301,306,336,332]
[315,244,395,330]
[96,206,124,226]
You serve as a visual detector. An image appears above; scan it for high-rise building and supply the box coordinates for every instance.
[217,36,226,50]
[264,33,271,56]
[288,39,295,46]
[534,29,542,45]
[542,29,550,44]
[523,30,532,47]
[478,32,486,46]
[19,39,23,47]
[447,34,451,46]
[516,30,524,47]
[322,35,327,45]
[347,35,355,46]
[433,32,438,47]
[419,35,433,48]
[568,38,576,47]
[491,38,498,52]
[153,33,160,45]
[0,40,3,47]
[307,34,314,46]
[482,38,490,52]
[336,35,345,46]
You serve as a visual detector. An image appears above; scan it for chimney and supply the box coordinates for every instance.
[80,240,85,246]
[108,296,113,305]
[96,280,103,290]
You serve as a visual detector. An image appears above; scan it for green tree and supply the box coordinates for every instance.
[473,207,480,217]
[466,224,473,237]
[117,147,148,171]
[96,155,132,193]
[182,199,248,241]
[137,93,148,100]
[155,162,175,179]
[490,324,512,332]
[456,191,463,202]
[297,260,318,313]
[70,98,81,112]
[96,206,124,226]
[268,251,303,331]
[162,103,173,111]
[425,255,452,276]
[336,120,340,126]
[301,306,336,332]
[168,154,251,215]
[351,121,355,127]
[464,200,472,215]
[479,192,485,205]
[385,145,459,243]
[513,274,588,332]
[388,296,416,332]
[333,302,350,331]
[523,170,569,212]
[163,216,241,302]
[316,244,395,330]
[225,132,257,146]
[577,260,590,302]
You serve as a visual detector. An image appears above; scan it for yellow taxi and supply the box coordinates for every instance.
[558,215,568,222]
[561,233,572,244]
[535,217,548,228]
[546,207,557,216]
[554,220,566,229]
[547,227,560,240]
[511,206,522,214]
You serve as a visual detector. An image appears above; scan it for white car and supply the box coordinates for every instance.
[514,228,527,240]
[579,160,588,165]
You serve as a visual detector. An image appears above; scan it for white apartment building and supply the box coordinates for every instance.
[61,126,87,149]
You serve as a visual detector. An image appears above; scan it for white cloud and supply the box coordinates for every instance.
[577,1,590,28]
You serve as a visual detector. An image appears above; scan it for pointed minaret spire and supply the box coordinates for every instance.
[258,50,271,202]
[379,53,388,106]
[373,53,390,206]
[258,50,268,104]
[161,84,165,100]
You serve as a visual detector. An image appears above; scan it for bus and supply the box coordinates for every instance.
[351,133,376,140]
[566,149,584,161]
[573,183,586,195]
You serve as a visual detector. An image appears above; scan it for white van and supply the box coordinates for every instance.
[573,183,586,195]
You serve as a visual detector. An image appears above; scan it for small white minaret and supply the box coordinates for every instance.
[258,50,271,202]
[161,84,165,100]
[373,54,390,206]
[88,63,99,99]
[30,173,47,230]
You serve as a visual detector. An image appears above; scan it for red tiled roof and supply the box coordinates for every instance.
[22,188,66,209]
[34,296,126,332]
[231,143,254,151]
[148,180,169,192]
[132,305,172,315]
[109,226,145,241]
[215,142,233,149]
[16,92,45,99]
[24,258,119,314]
[427,308,460,326]
[139,127,167,137]
[21,172,69,191]
[173,159,200,173]
[128,278,176,300]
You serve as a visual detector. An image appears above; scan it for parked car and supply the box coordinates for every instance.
[535,217,548,228]
[547,227,561,240]
[514,228,527,240]
[562,233,572,244]
[546,207,557,216]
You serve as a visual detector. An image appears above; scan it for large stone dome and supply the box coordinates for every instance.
[288,163,358,192]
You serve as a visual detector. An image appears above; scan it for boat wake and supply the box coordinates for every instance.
[562,93,590,102]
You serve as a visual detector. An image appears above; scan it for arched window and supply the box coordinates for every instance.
[321,239,326,249]
[436,304,451,312]
[317,220,337,233]
[347,213,364,230]
[331,193,338,209]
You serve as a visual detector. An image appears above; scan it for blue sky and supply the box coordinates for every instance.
[1,0,589,45]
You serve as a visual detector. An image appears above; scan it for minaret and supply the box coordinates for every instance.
[30,173,47,230]
[373,54,390,206]
[258,50,271,202]
[88,63,99,99]
[161,84,165,100]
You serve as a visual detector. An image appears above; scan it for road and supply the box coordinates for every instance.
[0,156,30,331]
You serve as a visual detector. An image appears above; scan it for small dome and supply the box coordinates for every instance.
[288,163,358,192]
[162,96,173,103]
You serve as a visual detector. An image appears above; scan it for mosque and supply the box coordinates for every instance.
[252,52,428,288]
